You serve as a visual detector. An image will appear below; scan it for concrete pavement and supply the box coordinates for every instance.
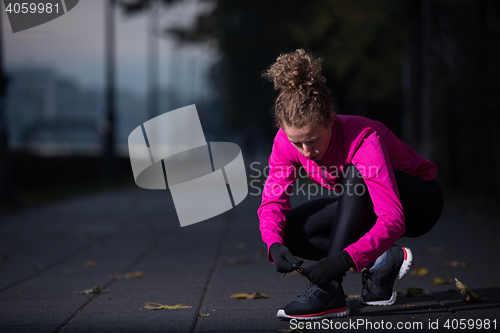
[1,185,499,332]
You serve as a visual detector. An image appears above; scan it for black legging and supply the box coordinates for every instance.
[284,165,444,261]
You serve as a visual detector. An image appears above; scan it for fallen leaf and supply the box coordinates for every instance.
[198,312,209,317]
[411,267,429,276]
[82,260,97,268]
[444,261,466,268]
[403,304,417,307]
[246,291,270,299]
[454,278,484,301]
[110,271,145,280]
[81,232,93,239]
[0,252,14,262]
[423,246,443,255]
[433,277,453,285]
[283,270,300,278]
[225,258,254,265]
[230,292,270,299]
[144,303,192,310]
[405,288,428,297]
[231,242,246,250]
[255,249,267,258]
[76,285,109,295]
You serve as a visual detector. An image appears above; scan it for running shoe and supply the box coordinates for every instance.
[277,281,350,320]
[358,245,413,306]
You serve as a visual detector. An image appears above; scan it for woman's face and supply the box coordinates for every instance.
[282,118,334,161]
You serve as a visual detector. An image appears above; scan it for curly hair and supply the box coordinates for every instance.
[262,49,335,129]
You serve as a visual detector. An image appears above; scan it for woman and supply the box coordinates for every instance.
[257,49,444,320]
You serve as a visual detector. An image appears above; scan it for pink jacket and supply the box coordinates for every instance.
[257,115,436,272]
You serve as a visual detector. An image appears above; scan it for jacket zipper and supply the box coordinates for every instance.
[316,161,333,186]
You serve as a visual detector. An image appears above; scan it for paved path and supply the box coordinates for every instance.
[0,186,499,332]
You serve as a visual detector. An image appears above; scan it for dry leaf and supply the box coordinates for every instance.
[76,285,109,295]
[198,312,209,317]
[226,258,253,265]
[454,278,484,301]
[405,288,428,297]
[231,242,246,250]
[403,304,417,307]
[283,270,300,278]
[81,232,93,239]
[0,252,14,262]
[444,261,466,268]
[110,271,145,280]
[144,303,192,310]
[423,246,443,255]
[245,292,270,299]
[411,267,429,276]
[255,249,267,258]
[82,260,97,268]
[433,277,453,285]
[230,292,270,299]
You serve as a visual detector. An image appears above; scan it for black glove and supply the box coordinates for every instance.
[301,251,354,285]
[269,242,299,273]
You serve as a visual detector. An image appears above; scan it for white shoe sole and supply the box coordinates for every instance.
[359,247,413,306]
[276,307,350,320]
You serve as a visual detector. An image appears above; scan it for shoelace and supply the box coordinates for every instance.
[294,283,320,301]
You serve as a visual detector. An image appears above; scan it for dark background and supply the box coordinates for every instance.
[1,0,499,210]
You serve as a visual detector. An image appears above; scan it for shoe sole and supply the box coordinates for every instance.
[359,247,413,306]
[276,306,350,320]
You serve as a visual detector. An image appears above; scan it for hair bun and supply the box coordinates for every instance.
[263,49,326,91]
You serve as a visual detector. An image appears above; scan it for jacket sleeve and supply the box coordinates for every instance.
[344,131,405,272]
[257,139,298,262]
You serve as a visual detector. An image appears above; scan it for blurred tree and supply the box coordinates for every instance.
[404,0,500,195]
[0,9,19,207]
[121,0,500,197]
[120,0,181,13]
[121,0,408,140]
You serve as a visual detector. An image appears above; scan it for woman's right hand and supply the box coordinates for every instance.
[269,243,299,273]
